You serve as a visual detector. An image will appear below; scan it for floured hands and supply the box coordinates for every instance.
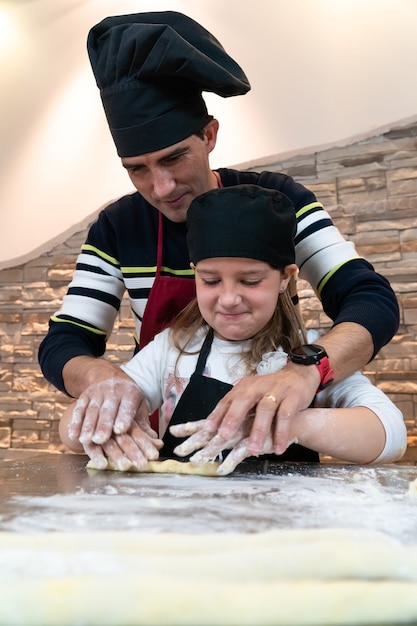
[66,377,163,470]
[82,418,163,471]
[180,364,318,461]
[170,416,276,476]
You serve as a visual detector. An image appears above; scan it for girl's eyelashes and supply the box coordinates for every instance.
[200,278,263,287]
[202,279,220,286]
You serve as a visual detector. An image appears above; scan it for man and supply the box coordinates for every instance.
[39,11,399,470]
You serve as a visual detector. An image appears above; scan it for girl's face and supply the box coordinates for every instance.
[193,257,296,342]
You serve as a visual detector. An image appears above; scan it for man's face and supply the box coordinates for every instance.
[121,121,219,223]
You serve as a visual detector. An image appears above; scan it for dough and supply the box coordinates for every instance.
[407,476,417,498]
[87,457,221,476]
[2,529,417,625]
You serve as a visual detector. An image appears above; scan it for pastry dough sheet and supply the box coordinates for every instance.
[87,458,221,476]
[2,529,417,626]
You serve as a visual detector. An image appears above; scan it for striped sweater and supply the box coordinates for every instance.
[38,168,399,394]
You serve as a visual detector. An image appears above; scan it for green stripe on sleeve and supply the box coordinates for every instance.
[81,244,120,267]
[295,201,323,218]
[316,258,359,296]
[50,316,107,336]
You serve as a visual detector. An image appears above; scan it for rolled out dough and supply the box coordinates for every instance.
[2,529,417,625]
[407,476,417,498]
[86,458,220,476]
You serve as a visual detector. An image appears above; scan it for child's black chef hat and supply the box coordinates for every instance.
[87,11,250,157]
[187,185,297,268]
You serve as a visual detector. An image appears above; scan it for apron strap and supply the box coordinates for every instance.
[156,212,163,275]
[193,328,215,376]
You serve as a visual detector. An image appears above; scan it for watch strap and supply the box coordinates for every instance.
[316,357,334,392]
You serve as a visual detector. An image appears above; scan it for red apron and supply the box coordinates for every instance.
[139,212,196,431]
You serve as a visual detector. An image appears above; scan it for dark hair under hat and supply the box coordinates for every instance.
[87,11,250,157]
[187,185,297,269]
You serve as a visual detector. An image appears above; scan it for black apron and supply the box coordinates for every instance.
[162,328,319,464]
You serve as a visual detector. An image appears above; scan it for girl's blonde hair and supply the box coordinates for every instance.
[170,270,307,375]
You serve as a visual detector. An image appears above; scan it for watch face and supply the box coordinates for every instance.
[289,344,328,365]
[291,344,323,358]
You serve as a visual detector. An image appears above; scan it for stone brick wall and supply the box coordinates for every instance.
[1,119,417,457]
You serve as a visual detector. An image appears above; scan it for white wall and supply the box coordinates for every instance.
[1,0,416,267]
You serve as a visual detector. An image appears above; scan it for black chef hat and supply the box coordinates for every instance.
[87,11,250,157]
[187,185,297,268]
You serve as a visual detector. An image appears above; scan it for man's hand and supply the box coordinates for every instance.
[195,363,319,457]
[61,374,163,471]
[69,377,150,445]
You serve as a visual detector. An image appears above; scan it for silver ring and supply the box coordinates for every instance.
[264,394,277,403]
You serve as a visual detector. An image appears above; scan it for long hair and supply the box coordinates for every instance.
[170,271,307,375]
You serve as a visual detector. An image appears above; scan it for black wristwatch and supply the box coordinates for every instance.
[288,344,334,391]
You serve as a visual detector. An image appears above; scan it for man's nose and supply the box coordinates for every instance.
[152,169,176,198]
